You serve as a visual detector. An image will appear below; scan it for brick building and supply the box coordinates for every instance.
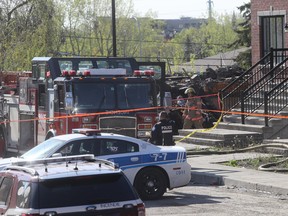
[251,0,288,65]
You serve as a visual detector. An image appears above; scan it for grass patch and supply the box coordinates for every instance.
[223,156,288,170]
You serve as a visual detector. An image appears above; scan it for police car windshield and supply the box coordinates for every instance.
[73,82,153,111]
[21,138,65,160]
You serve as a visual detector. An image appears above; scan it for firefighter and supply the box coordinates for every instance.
[182,87,203,129]
[149,111,175,146]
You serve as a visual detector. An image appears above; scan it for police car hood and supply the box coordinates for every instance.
[0,157,24,171]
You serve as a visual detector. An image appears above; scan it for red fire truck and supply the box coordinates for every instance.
[0,57,167,156]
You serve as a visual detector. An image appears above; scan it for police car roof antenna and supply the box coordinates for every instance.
[73,161,79,171]
[44,163,48,173]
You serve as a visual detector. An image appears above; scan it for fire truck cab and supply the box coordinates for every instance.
[0,57,167,156]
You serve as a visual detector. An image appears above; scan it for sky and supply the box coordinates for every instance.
[133,0,250,19]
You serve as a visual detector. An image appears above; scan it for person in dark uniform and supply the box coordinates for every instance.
[150,111,175,146]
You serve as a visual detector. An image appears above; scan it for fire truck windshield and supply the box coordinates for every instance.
[72,82,154,112]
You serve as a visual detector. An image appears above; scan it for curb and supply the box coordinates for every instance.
[190,171,288,197]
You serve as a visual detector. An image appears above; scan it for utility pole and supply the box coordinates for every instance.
[207,0,213,19]
[112,0,117,57]
[132,17,142,61]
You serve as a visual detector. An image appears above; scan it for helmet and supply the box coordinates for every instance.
[159,111,168,120]
[177,95,185,107]
[184,88,195,94]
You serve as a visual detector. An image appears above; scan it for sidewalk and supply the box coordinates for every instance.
[177,142,288,197]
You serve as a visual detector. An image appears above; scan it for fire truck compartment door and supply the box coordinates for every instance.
[47,88,54,120]
[7,105,19,148]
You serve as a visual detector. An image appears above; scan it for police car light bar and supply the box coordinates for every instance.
[11,154,95,167]
[72,128,101,136]
[8,155,118,171]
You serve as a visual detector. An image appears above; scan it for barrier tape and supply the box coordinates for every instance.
[176,93,223,143]
[0,92,287,132]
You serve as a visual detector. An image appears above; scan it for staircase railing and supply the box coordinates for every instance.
[220,51,272,112]
[220,48,288,125]
[240,56,288,124]
[264,76,288,126]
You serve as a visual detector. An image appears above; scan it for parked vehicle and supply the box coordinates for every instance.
[0,129,191,200]
[0,57,167,157]
[0,154,145,215]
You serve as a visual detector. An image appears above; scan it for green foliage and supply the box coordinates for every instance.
[0,0,248,71]
[226,159,238,167]
[0,0,62,70]
[230,2,251,69]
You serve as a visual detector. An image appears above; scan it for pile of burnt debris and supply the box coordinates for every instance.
[164,65,245,129]
[165,65,245,98]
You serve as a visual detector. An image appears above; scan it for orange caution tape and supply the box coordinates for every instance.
[1,93,286,126]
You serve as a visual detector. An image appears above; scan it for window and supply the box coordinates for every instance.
[99,139,139,155]
[57,85,65,110]
[73,83,116,110]
[38,84,46,107]
[117,83,152,109]
[59,60,72,71]
[37,173,138,208]
[0,177,13,205]
[56,139,100,156]
[261,16,284,63]
[16,181,32,208]
[78,61,93,71]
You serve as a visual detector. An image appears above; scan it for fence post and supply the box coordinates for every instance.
[264,92,268,127]
[270,47,274,70]
[240,91,245,124]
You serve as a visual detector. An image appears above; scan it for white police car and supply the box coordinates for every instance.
[0,129,191,200]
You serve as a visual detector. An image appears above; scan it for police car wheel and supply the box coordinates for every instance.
[134,167,167,200]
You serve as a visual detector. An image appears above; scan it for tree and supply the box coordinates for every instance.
[231,2,251,69]
[0,0,62,71]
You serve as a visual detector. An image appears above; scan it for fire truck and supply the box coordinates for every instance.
[0,57,168,156]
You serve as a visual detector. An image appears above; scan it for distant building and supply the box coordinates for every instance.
[158,17,207,39]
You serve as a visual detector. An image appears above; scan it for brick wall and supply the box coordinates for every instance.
[251,0,288,65]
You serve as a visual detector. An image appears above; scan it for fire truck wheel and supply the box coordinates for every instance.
[0,130,6,157]
[134,167,167,200]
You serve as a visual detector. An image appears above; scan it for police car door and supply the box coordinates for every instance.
[97,139,141,169]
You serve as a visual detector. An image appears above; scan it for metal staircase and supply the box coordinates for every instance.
[220,48,288,139]
[177,48,288,148]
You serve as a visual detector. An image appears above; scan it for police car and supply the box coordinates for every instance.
[0,155,145,215]
[0,129,191,200]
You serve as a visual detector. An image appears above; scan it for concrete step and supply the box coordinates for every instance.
[223,112,286,127]
[174,135,224,147]
[216,122,271,133]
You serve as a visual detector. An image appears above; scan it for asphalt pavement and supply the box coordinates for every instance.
[176,141,288,197]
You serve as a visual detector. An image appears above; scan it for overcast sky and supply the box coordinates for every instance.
[133,0,250,19]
